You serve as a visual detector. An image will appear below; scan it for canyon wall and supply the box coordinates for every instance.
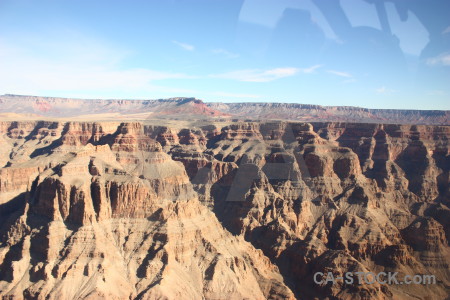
[0,120,449,299]
[1,94,448,125]
[208,103,450,125]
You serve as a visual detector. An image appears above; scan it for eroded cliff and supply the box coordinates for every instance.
[0,120,449,299]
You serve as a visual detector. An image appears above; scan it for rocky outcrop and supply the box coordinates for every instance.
[0,199,295,299]
[0,120,449,300]
[0,124,294,299]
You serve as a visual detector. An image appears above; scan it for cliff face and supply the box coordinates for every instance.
[0,120,449,299]
[1,94,448,125]
[207,103,450,125]
[0,95,229,119]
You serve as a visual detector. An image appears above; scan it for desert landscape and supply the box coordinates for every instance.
[2,0,450,298]
[0,95,448,299]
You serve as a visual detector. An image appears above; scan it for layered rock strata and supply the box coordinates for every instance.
[1,94,448,125]
[0,120,449,300]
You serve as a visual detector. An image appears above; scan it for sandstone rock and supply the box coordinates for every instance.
[0,120,449,300]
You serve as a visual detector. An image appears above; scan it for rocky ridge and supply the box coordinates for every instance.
[208,103,450,125]
[1,94,448,125]
[0,120,449,299]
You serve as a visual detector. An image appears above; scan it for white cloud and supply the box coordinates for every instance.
[327,70,352,78]
[172,40,195,51]
[211,67,299,82]
[0,36,196,97]
[300,64,323,74]
[212,48,239,59]
[375,86,395,94]
[443,26,450,34]
[426,52,450,66]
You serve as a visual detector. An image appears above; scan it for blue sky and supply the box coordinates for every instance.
[0,0,449,109]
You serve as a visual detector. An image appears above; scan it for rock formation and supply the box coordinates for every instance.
[0,120,449,299]
[1,94,448,125]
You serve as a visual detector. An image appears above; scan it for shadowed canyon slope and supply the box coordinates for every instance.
[0,119,449,299]
[1,94,449,125]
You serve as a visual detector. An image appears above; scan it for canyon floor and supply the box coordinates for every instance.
[0,96,449,300]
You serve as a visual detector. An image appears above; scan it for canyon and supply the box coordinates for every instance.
[0,118,448,300]
[0,96,449,299]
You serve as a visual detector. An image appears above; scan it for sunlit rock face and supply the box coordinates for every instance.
[0,120,449,300]
[1,94,448,125]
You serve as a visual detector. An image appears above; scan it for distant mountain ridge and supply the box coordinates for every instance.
[209,102,450,125]
[0,94,448,125]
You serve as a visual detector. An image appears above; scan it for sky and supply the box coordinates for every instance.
[0,0,449,109]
